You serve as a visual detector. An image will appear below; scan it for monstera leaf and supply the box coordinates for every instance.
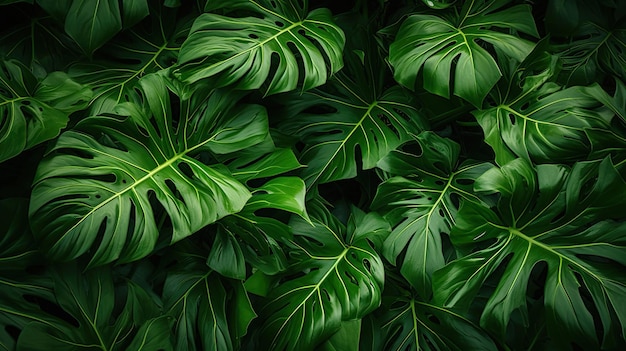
[69,8,189,114]
[17,264,173,351]
[0,60,92,163]
[255,205,389,350]
[361,275,498,351]
[281,77,427,187]
[37,0,150,55]
[163,242,256,351]
[175,0,345,95]
[474,49,622,165]
[214,174,309,277]
[372,132,494,297]
[434,158,626,349]
[555,22,626,85]
[29,73,269,267]
[389,0,539,106]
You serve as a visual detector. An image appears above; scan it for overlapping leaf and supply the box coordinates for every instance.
[474,50,622,165]
[163,243,256,351]
[362,276,498,351]
[0,60,92,163]
[434,158,626,348]
[256,206,389,350]
[389,0,539,106]
[17,264,173,351]
[175,0,345,95]
[68,8,190,114]
[29,74,268,267]
[282,78,427,187]
[38,0,150,55]
[372,132,494,297]
[555,22,626,85]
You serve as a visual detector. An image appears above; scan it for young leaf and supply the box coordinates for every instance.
[0,60,92,163]
[434,158,626,348]
[256,206,389,350]
[389,0,538,107]
[372,132,494,297]
[175,0,345,95]
[29,74,268,267]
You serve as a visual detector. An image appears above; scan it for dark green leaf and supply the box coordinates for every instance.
[257,206,389,350]
[434,158,626,348]
[372,132,494,297]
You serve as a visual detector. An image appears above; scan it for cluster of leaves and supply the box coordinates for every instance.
[1,0,626,350]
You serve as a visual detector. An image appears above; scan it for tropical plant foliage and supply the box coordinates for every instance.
[1,0,626,350]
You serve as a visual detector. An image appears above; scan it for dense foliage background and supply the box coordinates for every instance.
[1,0,626,350]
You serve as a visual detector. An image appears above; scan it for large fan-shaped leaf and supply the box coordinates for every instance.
[434,158,626,348]
[175,0,345,95]
[282,77,427,187]
[0,60,92,163]
[389,0,538,107]
[163,242,256,351]
[69,7,189,114]
[29,74,268,267]
[17,264,173,351]
[372,132,494,297]
[256,206,389,350]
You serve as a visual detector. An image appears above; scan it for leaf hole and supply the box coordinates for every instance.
[435,180,445,186]
[428,315,441,325]
[275,21,284,27]
[298,29,306,36]
[520,102,530,111]
[393,107,410,122]
[21,100,30,106]
[550,210,566,224]
[438,208,445,217]
[344,271,359,285]
[455,178,474,186]
[508,113,516,125]
[248,33,259,39]
[321,288,331,301]
[449,192,461,209]
[363,258,371,273]
[178,162,194,179]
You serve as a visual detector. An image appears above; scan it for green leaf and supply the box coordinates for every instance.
[29,74,268,266]
[163,244,256,351]
[555,22,626,85]
[282,78,427,187]
[364,279,498,351]
[17,264,172,351]
[68,8,188,114]
[57,0,150,55]
[175,0,345,95]
[389,0,538,106]
[434,158,626,348]
[0,60,92,163]
[318,319,361,351]
[475,51,621,165]
[0,198,54,351]
[372,132,494,297]
[256,206,389,350]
